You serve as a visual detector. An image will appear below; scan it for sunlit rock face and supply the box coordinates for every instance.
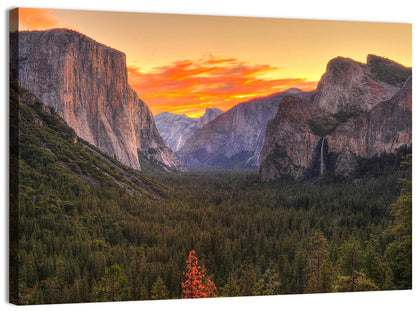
[327,76,412,175]
[11,28,185,171]
[312,55,404,113]
[258,55,412,181]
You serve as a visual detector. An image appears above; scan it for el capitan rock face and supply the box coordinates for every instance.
[10,29,185,172]
[259,55,412,181]
[154,108,223,153]
[177,88,313,169]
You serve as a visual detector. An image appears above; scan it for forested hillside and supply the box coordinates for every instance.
[10,77,411,304]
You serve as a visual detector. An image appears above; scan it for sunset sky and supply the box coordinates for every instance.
[12,8,412,117]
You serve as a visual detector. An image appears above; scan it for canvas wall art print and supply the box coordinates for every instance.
[9,7,412,305]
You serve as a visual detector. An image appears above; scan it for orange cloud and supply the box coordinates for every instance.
[18,8,59,30]
[128,56,317,117]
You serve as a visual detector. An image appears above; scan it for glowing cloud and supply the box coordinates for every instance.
[18,8,59,30]
[128,56,317,117]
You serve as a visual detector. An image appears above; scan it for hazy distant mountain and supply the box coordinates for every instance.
[176,88,314,169]
[154,108,223,152]
[10,28,185,172]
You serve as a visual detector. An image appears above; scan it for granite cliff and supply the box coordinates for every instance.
[177,88,313,169]
[312,55,406,113]
[258,96,326,180]
[10,28,185,172]
[10,74,165,197]
[154,108,223,152]
[327,76,412,175]
[259,55,412,180]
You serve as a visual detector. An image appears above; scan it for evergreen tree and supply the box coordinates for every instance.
[92,265,131,302]
[31,282,44,305]
[336,235,362,292]
[43,277,60,304]
[221,272,240,297]
[335,235,379,292]
[151,276,169,300]
[335,274,379,292]
[70,278,82,303]
[293,245,308,294]
[276,254,291,293]
[79,270,91,302]
[22,253,37,288]
[383,154,412,289]
[306,230,333,293]
[55,257,66,303]
[262,267,281,295]
[239,261,258,296]
[139,282,149,300]
[362,234,384,288]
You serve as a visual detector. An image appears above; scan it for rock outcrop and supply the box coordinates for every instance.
[312,55,405,113]
[367,54,413,87]
[11,75,165,196]
[10,28,185,172]
[327,76,412,174]
[259,55,412,181]
[177,88,313,169]
[258,96,326,180]
[154,108,223,152]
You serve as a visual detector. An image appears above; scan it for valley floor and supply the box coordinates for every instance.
[11,150,412,304]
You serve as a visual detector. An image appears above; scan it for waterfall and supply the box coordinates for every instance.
[320,138,325,175]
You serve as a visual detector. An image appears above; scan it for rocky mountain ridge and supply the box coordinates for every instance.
[258,55,412,180]
[177,88,314,169]
[311,55,404,113]
[327,76,412,175]
[154,108,223,152]
[10,28,185,172]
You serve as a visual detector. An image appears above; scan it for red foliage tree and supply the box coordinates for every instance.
[182,250,217,298]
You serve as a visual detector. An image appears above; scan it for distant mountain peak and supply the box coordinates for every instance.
[204,107,223,114]
[198,108,223,125]
[281,87,304,94]
[154,108,223,152]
